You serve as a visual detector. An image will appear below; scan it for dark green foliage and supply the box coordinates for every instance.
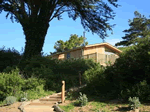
[81,37,150,101]
[57,58,98,76]
[115,11,150,46]
[0,0,118,60]
[120,80,150,101]
[104,37,150,100]
[53,34,88,54]
[0,47,21,72]
[18,55,99,91]
[83,65,106,96]
[18,56,57,78]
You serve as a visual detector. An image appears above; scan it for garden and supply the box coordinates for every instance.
[0,37,150,112]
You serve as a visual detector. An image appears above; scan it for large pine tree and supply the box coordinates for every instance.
[115,11,150,46]
[0,0,118,61]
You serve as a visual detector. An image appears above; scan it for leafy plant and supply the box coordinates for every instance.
[20,92,28,102]
[76,92,88,107]
[5,96,16,105]
[128,97,141,110]
[0,68,25,101]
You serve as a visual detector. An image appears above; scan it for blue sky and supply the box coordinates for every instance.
[0,0,150,55]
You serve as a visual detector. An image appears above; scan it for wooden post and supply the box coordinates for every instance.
[61,80,65,103]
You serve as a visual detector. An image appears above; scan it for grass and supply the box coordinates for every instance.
[59,103,75,112]
[59,100,132,112]
[59,91,150,112]
[59,100,150,112]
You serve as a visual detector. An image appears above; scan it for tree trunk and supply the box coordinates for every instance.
[22,21,49,60]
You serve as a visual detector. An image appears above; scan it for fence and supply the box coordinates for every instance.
[83,53,119,66]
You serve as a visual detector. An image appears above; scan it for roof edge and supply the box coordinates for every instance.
[50,42,122,57]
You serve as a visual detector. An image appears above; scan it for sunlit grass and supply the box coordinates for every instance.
[59,103,75,112]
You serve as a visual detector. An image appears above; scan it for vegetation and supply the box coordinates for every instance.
[1,35,150,111]
[115,11,150,46]
[59,98,150,112]
[1,1,150,112]
[59,103,75,112]
[117,46,132,52]
[0,46,21,72]
[128,97,141,110]
[5,96,16,105]
[0,67,55,105]
[76,92,88,107]
[52,34,88,54]
[0,0,118,61]
[0,47,100,106]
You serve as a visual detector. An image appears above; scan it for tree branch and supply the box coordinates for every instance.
[49,6,76,22]
[19,0,28,19]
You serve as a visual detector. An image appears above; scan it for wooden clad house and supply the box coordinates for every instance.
[50,43,122,66]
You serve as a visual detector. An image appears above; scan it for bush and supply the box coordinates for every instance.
[119,80,150,101]
[23,77,45,91]
[0,67,49,102]
[0,46,21,72]
[0,68,24,101]
[18,56,57,77]
[5,96,16,105]
[83,65,107,96]
[18,56,99,91]
[76,92,88,107]
[20,92,28,102]
[83,64,105,84]
[103,37,150,100]
[128,97,141,110]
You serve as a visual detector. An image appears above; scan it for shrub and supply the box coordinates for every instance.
[103,37,150,100]
[17,92,28,102]
[83,65,107,96]
[76,92,88,107]
[0,46,21,72]
[18,56,57,77]
[0,68,24,101]
[35,85,45,95]
[128,97,141,110]
[0,67,48,102]
[23,77,45,91]
[83,64,105,84]
[119,80,150,101]
[19,56,99,91]
[5,96,16,105]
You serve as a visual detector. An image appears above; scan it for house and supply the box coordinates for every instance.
[50,43,122,66]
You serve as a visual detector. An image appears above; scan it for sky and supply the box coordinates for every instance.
[0,0,150,55]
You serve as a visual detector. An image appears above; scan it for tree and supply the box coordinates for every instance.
[53,34,88,53]
[115,11,150,46]
[0,0,118,61]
